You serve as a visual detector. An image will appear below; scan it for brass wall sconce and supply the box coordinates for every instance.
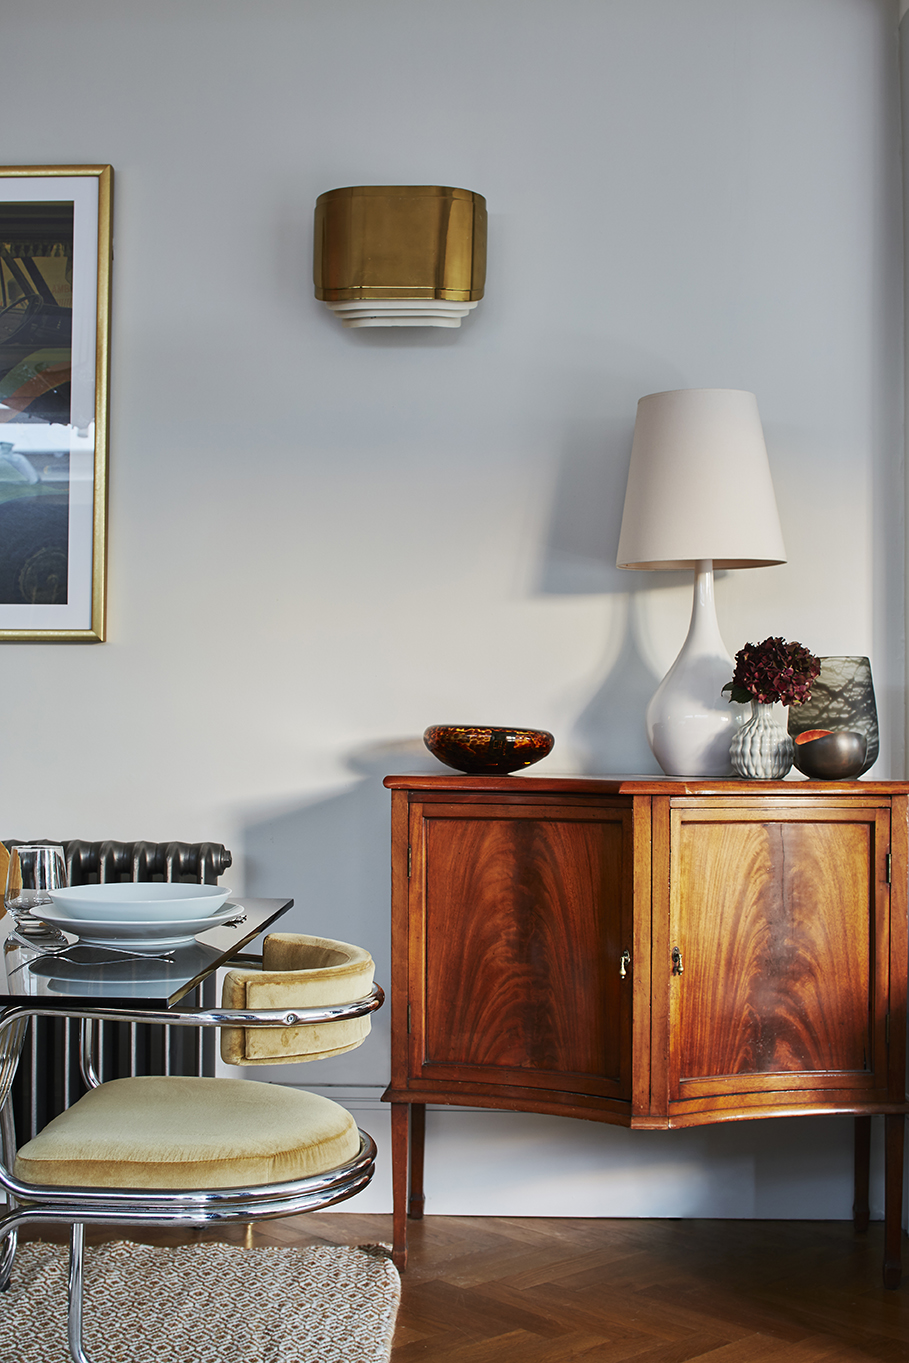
[314,185,486,328]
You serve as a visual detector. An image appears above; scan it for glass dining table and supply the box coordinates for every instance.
[0,897,294,1009]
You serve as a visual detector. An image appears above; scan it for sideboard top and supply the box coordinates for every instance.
[384,773,909,795]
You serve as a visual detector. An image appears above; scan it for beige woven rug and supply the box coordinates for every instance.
[0,1240,400,1363]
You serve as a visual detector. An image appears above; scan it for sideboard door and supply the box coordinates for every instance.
[659,799,892,1119]
[406,799,634,1108]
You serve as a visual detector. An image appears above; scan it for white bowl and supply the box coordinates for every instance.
[47,883,231,923]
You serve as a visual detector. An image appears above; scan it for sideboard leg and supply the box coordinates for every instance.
[391,1102,410,1271]
[409,1102,426,1220]
[883,1113,905,1289]
[853,1114,871,1233]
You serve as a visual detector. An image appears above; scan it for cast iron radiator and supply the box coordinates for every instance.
[7,839,233,1144]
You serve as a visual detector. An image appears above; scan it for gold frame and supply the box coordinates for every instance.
[0,165,111,642]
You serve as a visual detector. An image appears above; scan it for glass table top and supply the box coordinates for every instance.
[0,897,293,1008]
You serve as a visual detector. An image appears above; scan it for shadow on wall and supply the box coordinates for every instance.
[420,1108,870,1220]
[238,738,445,1089]
[573,598,663,775]
[535,412,673,774]
[536,414,637,598]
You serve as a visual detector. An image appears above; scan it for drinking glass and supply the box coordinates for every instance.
[4,843,67,925]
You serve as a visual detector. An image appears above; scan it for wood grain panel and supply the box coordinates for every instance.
[671,815,878,1093]
[420,808,630,1091]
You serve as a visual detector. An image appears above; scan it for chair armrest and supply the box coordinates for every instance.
[0,984,384,1037]
[0,986,385,1103]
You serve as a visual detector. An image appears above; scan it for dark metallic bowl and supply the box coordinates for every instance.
[792,729,867,780]
[423,725,554,775]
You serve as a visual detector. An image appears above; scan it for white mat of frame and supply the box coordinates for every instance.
[0,1240,400,1363]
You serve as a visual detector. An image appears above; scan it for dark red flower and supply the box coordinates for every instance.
[724,637,820,707]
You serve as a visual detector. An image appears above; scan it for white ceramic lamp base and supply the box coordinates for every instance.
[645,562,744,777]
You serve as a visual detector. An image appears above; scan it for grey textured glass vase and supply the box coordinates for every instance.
[787,656,879,775]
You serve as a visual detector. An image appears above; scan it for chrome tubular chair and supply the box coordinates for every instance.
[0,934,384,1363]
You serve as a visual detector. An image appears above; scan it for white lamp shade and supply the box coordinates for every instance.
[616,388,787,570]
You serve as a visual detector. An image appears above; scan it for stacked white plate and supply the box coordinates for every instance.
[41,883,236,951]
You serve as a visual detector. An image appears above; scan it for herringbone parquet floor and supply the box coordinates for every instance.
[25,1214,909,1360]
[297,1214,908,1362]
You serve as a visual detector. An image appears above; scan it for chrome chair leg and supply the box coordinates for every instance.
[0,1227,16,1292]
[0,1098,17,1290]
[67,1223,95,1363]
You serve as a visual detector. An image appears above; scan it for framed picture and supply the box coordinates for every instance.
[0,165,111,641]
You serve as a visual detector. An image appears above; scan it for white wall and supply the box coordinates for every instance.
[0,0,903,1219]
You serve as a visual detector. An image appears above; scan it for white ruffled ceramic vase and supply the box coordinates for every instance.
[730,702,794,779]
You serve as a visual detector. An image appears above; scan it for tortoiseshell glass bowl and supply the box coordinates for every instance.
[423,725,554,775]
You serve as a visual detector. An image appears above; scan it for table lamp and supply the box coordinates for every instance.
[616,388,787,777]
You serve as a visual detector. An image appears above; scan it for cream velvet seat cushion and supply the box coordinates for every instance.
[220,933,375,1066]
[14,1075,359,1190]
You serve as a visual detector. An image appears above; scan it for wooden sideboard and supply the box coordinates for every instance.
[382,775,909,1283]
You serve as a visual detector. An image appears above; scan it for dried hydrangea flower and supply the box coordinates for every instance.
[723,637,821,707]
